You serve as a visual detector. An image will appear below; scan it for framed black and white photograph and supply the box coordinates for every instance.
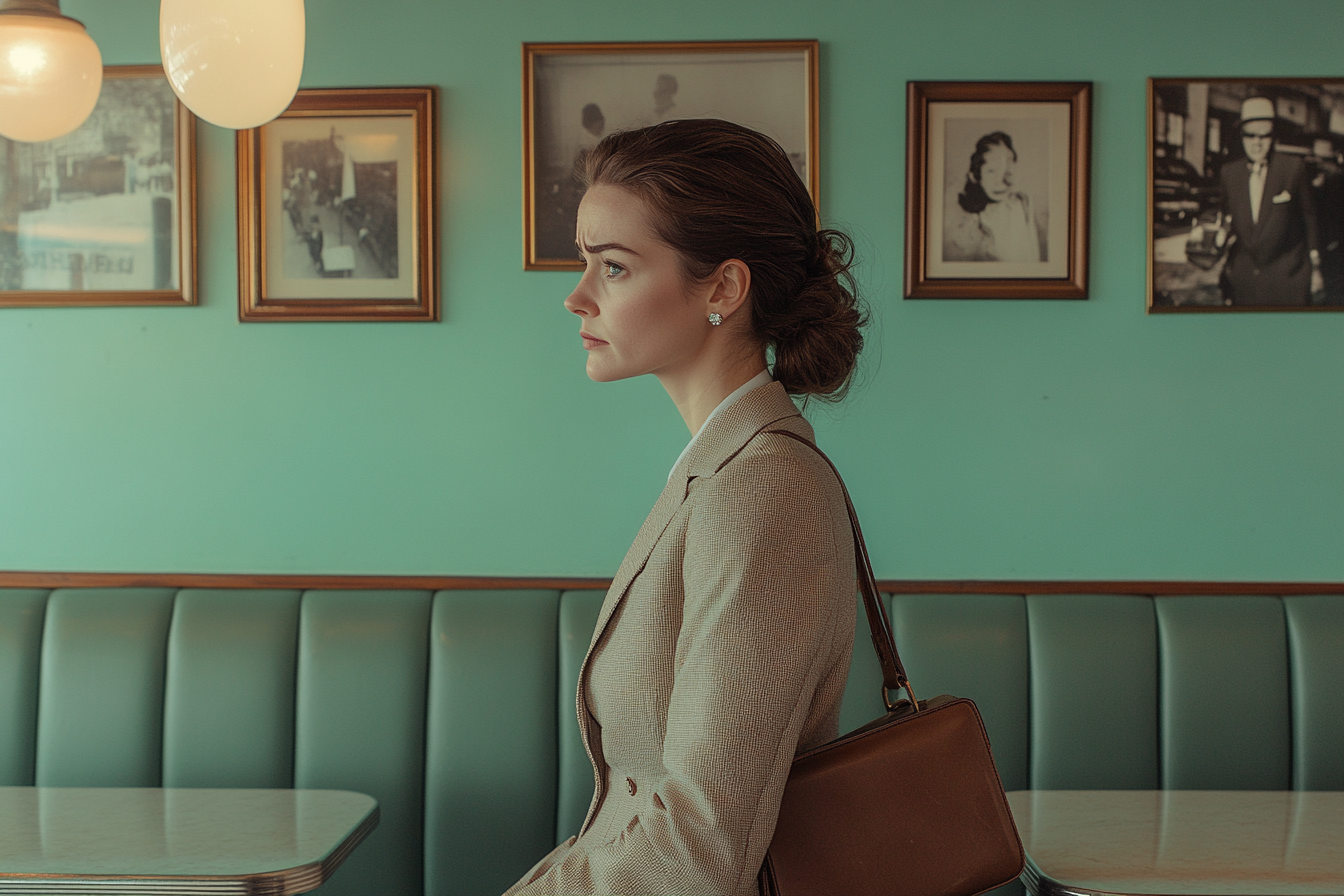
[905,81,1091,299]
[523,40,819,271]
[1149,78,1344,313]
[0,65,196,308]
[236,87,438,321]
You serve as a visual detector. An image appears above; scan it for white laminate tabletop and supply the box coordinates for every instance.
[0,787,378,894]
[1008,791,1344,896]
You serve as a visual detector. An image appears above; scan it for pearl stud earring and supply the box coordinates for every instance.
[708,312,723,326]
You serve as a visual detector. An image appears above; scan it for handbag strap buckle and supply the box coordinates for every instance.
[883,678,919,713]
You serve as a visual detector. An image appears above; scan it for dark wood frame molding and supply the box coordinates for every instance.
[0,572,1339,595]
[904,80,1091,300]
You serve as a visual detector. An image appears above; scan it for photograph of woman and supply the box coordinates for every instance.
[909,85,1086,297]
[503,118,866,895]
[944,128,1049,263]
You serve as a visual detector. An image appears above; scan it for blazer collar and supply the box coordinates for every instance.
[675,380,808,481]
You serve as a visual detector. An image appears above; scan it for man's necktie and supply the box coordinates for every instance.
[1249,160,1267,224]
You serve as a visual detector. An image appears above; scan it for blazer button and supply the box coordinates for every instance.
[626,777,637,796]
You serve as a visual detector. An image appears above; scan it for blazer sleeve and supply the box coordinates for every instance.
[510,442,854,896]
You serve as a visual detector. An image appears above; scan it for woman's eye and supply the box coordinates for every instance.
[603,261,623,278]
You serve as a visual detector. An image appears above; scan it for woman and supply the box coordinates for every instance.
[504,119,865,895]
[944,130,1045,262]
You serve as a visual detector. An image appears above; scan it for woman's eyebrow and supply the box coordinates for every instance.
[580,241,641,256]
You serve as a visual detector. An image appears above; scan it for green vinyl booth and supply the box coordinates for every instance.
[1,584,1342,896]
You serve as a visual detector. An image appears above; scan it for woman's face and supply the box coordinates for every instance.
[565,184,712,384]
[978,143,1015,203]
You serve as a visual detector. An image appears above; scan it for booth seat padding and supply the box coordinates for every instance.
[1026,594,1158,789]
[1283,595,1344,790]
[0,589,46,784]
[162,589,301,789]
[37,588,176,787]
[1157,596,1291,790]
[424,590,560,896]
[2,586,1343,896]
[295,590,432,896]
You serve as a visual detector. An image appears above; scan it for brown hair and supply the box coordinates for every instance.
[581,118,865,400]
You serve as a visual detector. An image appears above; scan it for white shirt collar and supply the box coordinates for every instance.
[669,369,773,481]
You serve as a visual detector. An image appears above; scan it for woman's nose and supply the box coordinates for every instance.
[564,279,592,316]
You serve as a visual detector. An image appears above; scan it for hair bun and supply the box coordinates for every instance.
[767,229,865,400]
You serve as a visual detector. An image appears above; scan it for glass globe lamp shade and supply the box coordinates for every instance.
[160,0,304,130]
[0,11,102,143]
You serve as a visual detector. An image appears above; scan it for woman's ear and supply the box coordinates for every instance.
[706,258,751,322]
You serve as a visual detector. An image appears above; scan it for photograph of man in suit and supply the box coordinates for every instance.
[1217,96,1323,306]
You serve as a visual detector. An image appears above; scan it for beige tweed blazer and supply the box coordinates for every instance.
[506,382,857,896]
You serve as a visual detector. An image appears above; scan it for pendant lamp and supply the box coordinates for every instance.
[159,0,305,130]
[0,0,102,143]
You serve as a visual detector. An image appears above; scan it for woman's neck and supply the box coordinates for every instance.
[659,351,770,436]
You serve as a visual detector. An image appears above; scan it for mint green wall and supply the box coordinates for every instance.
[2,0,1340,580]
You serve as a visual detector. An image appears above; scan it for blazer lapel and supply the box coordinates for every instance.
[575,468,691,835]
[587,470,690,649]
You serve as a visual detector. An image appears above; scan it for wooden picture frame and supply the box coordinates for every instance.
[0,65,197,307]
[236,87,438,322]
[905,81,1091,300]
[1148,77,1344,313]
[523,40,819,271]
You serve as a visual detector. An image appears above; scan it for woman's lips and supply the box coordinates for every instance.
[581,332,608,349]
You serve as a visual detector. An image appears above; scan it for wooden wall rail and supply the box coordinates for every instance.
[1,571,1341,595]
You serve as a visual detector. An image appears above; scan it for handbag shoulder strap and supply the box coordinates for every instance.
[767,429,918,711]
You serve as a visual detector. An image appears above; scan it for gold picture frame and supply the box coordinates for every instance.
[905,81,1091,300]
[0,65,197,307]
[522,40,820,271]
[236,86,438,322]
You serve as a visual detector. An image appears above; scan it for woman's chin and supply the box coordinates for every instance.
[585,359,624,383]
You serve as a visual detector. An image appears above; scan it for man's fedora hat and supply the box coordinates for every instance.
[1238,96,1276,125]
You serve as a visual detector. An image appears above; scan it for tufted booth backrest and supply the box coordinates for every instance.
[2,586,1342,896]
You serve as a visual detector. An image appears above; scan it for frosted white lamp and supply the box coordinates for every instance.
[0,0,102,143]
[160,0,305,130]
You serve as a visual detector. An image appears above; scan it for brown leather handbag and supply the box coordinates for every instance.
[759,431,1025,896]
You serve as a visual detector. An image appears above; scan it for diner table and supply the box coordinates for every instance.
[0,786,378,895]
[1008,790,1344,896]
